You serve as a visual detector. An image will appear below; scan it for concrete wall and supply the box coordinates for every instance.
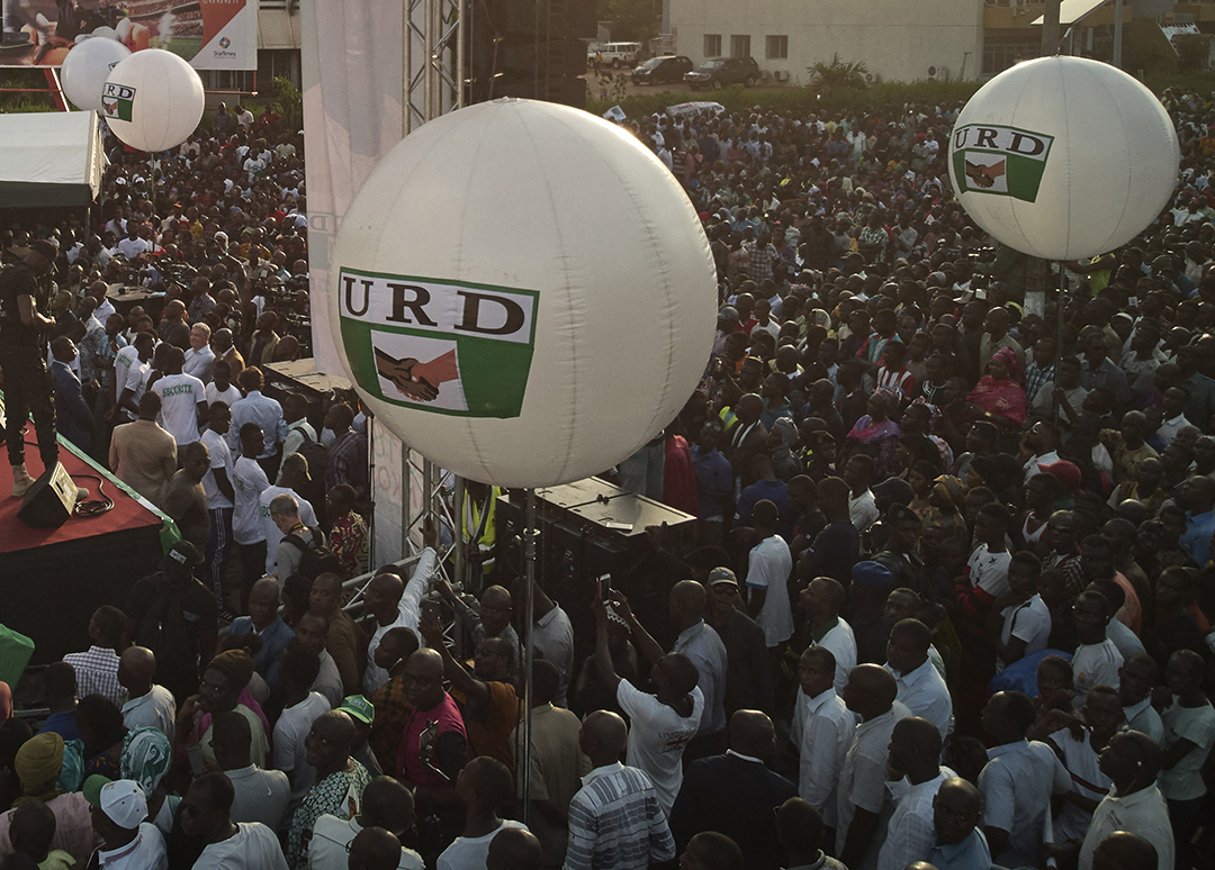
[670,0,985,84]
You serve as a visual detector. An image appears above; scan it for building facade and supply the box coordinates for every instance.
[669,0,985,84]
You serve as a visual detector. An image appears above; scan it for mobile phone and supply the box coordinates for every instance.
[597,574,611,599]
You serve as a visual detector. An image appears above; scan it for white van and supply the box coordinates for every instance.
[589,42,642,68]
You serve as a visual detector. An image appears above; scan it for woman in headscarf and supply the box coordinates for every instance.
[926,475,971,575]
[0,733,93,865]
[966,346,1028,429]
[843,388,903,478]
[121,727,174,831]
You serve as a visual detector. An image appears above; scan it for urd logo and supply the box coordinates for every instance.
[100,82,135,121]
[952,124,1054,203]
[337,268,538,418]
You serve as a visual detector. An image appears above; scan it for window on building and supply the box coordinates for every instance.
[199,69,254,93]
[765,35,788,60]
[730,34,751,58]
[704,34,722,57]
[257,48,302,90]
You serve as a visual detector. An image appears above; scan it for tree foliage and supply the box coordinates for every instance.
[599,0,659,42]
[806,53,870,92]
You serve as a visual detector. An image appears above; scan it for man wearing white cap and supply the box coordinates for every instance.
[83,775,168,870]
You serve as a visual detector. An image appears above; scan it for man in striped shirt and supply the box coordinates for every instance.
[564,711,675,870]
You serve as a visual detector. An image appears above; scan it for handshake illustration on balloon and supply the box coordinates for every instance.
[374,347,460,402]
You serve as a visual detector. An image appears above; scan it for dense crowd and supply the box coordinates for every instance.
[0,81,1214,870]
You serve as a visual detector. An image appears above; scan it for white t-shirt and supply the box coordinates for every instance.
[258,486,318,575]
[999,594,1051,666]
[205,382,242,407]
[746,534,795,647]
[232,457,270,545]
[121,685,177,744]
[152,372,206,445]
[436,820,529,870]
[615,680,704,816]
[272,691,330,801]
[193,822,288,870]
[184,345,215,382]
[967,545,1011,598]
[1071,638,1123,707]
[200,428,235,510]
[310,815,424,870]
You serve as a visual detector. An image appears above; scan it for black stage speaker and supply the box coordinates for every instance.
[18,462,77,529]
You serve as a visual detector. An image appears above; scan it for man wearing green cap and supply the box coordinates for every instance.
[338,695,382,777]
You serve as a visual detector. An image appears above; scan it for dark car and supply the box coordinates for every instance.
[684,56,761,90]
[631,54,693,85]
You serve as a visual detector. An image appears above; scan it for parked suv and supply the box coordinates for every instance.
[684,56,760,89]
[631,54,693,85]
[589,42,642,69]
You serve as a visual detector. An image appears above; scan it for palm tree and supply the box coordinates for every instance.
[806,54,870,91]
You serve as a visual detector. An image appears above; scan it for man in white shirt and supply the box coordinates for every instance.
[309,777,423,869]
[845,454,880,531]
[1119,653,1164,742]
[232,423,271,599]
[184,323,216,383]
[272,643,331,802]
[117,646,176,743]
[228,367,287,474]
[746,499,794,650]
[281,393,317,460]
[363,539,438,694]
[789,646,853,833]
[201,402,236,606]
[1078,730,1174,870]
[111,332,154,423]
[116,224,152,261]
[180,773,289,870]
[436,758,529,870]
[205,360,242,408]
[877,717,952,870]
[978,690,1070,867]
[591,597,703,817]
[83,777,168,870]
[884,618,952,739]
[151,346,207,446]
[1071,589,1124,707]
[799,577,857,695]
[212,711,291,831]
[836,664,910,869]
[257,454,319,576]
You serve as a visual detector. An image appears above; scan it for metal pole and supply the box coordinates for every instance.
[453,476,466,587]
[1113,0,1125,69]
[1041,0,1061,57]
[1052,263,1066,418]
[520,488,537,824]
[455,0,466,108]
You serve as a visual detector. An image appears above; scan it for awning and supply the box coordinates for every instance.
[0,111,105,208]
[1031,0,1109,26]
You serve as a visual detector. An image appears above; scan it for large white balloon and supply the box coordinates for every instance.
[102,49,204,153]
[948,56,1179,261]
[60,37,130,112]
[329,98,718,488]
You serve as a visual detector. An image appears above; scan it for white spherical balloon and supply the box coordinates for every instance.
[948,56,1178,261]
[61,37,130,111]
[102,49,204,152]
[329,98,718,488]
[90,26,118,41]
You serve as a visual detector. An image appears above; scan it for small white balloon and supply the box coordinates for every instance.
[102,49,204,153]
[328,98,718,489]
[60,37,130,111]
[91,26,118,41]
[948,56,1179,261]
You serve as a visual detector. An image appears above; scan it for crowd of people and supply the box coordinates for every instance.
[1,79,1215,870]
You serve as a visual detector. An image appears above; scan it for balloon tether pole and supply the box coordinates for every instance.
[1052,261,1066,416]
[520,487,537,824]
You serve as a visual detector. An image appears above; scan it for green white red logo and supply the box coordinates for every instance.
[952,124,1054,203]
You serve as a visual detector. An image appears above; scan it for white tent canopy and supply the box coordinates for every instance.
[0,111,105,208]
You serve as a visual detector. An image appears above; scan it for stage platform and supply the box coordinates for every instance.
[0,433,175,662]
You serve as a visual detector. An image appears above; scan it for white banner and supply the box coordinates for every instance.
[302,0,412,563]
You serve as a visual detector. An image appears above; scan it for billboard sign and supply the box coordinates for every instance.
[0,0,256,69]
